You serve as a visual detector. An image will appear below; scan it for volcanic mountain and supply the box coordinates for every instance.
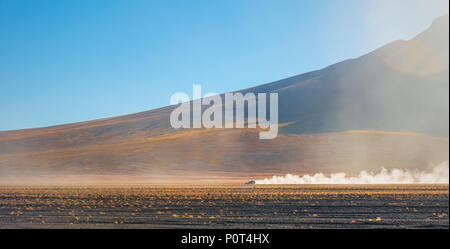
[0,15,448,184]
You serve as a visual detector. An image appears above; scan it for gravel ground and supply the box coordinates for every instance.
[0,185,448,229]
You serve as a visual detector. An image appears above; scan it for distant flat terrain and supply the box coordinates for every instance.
[0,185,447,229]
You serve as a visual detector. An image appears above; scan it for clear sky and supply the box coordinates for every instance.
[0,0,448,131]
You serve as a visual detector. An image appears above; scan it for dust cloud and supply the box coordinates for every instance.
[255,161,449,184]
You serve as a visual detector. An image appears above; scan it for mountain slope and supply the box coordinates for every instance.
[0,15,448,184]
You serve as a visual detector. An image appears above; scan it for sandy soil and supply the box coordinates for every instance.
[0,185,448,229]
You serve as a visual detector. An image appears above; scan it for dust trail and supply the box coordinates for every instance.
[255,162,449,184]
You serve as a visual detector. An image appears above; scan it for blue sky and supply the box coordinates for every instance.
[0,0,448,131]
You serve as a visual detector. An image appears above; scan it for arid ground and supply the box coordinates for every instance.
[0,185,447,229]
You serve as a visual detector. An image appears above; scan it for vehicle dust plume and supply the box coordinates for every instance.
[255,161,449,184]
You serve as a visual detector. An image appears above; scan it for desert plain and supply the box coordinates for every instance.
[0,185,447,229]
